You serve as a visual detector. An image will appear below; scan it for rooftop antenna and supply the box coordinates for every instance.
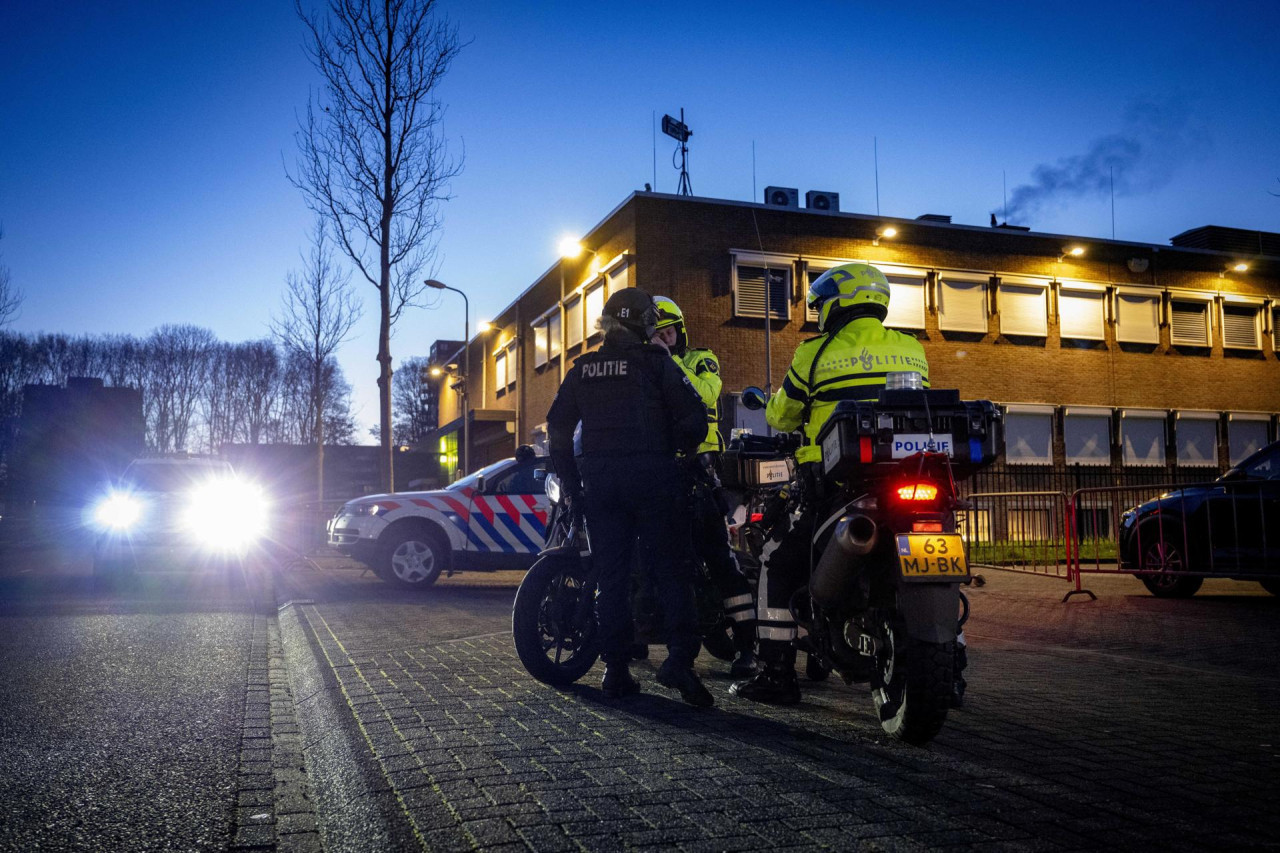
[874,136,881,216]
[1002,170,1007,222]
[651,111,657,192]
[1110,165,1116,239]
[662,109,692,196]
[752,140,757,201]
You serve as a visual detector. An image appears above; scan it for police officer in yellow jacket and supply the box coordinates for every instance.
[652,296,758,676]
[731,262,930,704]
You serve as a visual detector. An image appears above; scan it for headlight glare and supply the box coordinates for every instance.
[94,493,144,530]
[184,477,270,552]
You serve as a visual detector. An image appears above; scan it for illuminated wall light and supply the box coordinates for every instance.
[558,237,583,258]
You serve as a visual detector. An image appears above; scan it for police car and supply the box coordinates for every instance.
[327,453,551,588]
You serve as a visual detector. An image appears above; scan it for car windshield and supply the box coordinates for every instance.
[1221,442,1280,482]
[123,461,234,493]
[445,459,515,492]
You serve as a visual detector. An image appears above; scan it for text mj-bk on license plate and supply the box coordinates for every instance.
[896,534,968,579]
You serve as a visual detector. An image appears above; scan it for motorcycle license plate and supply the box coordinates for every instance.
[896,534,968,580]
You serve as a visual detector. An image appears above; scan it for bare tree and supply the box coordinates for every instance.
[0,228,21,327]
[273,219,362,501]
[391,355,432,445]
[144,325,215,452]
[291,0,463,491]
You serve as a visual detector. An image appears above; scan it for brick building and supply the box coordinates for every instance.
[425,191,1280,486]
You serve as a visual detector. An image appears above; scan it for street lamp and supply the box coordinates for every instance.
[872,225,898,247]
[1058,245,1086,263]
[425,279,471,477]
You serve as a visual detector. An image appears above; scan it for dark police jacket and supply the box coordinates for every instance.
[547,331,706,491]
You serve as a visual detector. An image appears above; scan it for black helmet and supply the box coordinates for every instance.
[514,444,536,463]
[603,288,658,341]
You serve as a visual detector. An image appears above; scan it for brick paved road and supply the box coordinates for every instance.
[277,562,1280,851]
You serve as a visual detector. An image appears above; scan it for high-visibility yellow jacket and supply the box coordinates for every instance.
[673,347,723,454]
[766,317,930,464]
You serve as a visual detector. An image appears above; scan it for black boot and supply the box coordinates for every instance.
[729,642,799,705]
[656,659,714,708]
[728,622,758,678]
[601,661,640,698]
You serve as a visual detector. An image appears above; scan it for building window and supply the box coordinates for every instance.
[565,294,583,348]
[937,273,989,333]
[605,258,630,298]
[1273,307,1280,351]
[882,266,927,330]
[1058,282,1106,341]
[1120,410,1166,467]
[1003,404,1053,465]
[1169,295,1211,346]
[1175,411,1219,468]
[548,311,562,359]
[734,263,790,320]
[1064,407,1112,466]
[1114,288,1160,344]
[532,319,549,368]
[493,349,507,395]
[997,276,1049,337]
[584,282,606,340]
[1221,301,1262,350]
[1228,414,1270,465]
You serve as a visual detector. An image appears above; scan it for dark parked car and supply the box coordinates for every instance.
[1119,440,1280,598]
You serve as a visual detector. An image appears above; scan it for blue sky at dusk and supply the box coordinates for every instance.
[3,1,1278,441]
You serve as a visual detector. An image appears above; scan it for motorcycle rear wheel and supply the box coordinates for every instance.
[512,553,599,686]
[872,630,955,746]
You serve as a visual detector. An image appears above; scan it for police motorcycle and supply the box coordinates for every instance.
[736,379,1000,745]
[511,469,742,686]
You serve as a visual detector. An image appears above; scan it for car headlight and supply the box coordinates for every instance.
[93,492,144,531]
[346,502,387,517]
[184,478,270,551]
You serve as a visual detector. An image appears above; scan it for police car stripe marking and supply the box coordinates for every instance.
[470,511,516,553]
[493,511,538,552]
[494,494,523,525]
[521,494,548,527]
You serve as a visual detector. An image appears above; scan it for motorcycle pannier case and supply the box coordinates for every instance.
[815,389,1002,481]
[720,433,793,489]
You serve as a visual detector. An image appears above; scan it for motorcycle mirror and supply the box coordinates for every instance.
[741,386,768,410]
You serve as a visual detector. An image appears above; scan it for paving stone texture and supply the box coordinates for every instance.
[276,564,1280,851]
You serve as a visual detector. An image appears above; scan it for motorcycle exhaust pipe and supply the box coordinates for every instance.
[811,514,879,612]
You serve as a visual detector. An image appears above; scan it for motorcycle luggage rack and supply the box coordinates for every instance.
[817,389,1002,482]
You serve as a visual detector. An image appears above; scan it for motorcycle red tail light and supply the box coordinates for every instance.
[749,512,763,523]
[912,521,944,532]
[896,483,939,501]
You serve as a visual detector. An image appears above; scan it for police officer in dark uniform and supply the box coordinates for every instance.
[547,288,714,707]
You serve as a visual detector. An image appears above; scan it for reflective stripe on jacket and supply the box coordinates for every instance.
[766,317,930,464]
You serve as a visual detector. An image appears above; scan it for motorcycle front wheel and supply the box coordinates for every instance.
[512,552,600,686]
[871,624,955,746]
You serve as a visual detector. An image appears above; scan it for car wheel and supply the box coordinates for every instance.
[1138,536,1203,599]
[1259,579,1280,597]
[379,527,446,589]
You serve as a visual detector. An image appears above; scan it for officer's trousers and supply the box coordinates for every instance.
[581,456,700,667]
[754,505,816,665]
[690,482,754,630]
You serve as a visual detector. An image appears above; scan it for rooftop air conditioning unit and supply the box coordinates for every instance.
[805,190,839,212]
[764,186,799,208]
